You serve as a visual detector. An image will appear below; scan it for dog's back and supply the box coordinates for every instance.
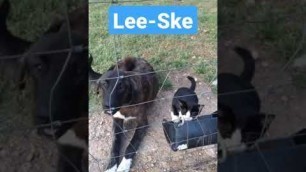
[110,57,159,103]
[110,57,155,73]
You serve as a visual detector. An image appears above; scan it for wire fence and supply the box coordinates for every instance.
[1,0,305,171]
[88,0,306,171]
[89,0,218,171]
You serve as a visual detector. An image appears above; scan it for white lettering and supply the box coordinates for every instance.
[114,13,124,29]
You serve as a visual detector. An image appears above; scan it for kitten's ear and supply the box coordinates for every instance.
[178,100,188,109]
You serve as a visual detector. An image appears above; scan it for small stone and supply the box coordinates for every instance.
[192,56,196,59]
[261,61,268,67]
[252,50,259,60]
[292,54,306,68]
[281,96,288,102]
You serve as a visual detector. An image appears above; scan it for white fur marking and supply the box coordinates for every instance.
[117,157,132,172]
[105,165,117,172]
[171,110,193,123]
[212,79,217,86]
[113,111,136,121]
[57,129,87,149]
[177,144,188,150]
[171,111,180,122]
[217,131,227,162]
[182,111,192,121]
[223,129,246,152]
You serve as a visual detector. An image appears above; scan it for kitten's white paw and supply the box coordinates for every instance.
[117,157,132,172]
[105,165,117,172]
[182,116,193,121]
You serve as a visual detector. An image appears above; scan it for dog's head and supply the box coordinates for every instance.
[95,70,135,115]
[18,30,88,138]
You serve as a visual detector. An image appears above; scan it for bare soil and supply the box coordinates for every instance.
[89,70,218,172]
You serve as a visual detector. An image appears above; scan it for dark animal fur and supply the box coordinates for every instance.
[15,4,89,172]
[90,57,159,170]
[171,76,203,121]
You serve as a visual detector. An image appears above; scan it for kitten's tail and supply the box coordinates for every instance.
[187,76,196,91]
[234,46,255,82]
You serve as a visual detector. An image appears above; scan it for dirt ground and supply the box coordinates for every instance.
[218,36,306,140]
[88,70,218,172]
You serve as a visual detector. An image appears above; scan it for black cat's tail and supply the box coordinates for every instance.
[187,76,196,91]
[234,46,255,82]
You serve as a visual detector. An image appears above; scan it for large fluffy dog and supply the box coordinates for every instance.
[90,57,159,172]
[218,47,275,160]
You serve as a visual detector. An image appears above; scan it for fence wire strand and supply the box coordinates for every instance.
[2,0,305,171]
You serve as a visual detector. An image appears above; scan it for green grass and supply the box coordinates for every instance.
[89,2,217,77]
[6,0,83,41]
[219,0,306,88]
[89,0,217,109]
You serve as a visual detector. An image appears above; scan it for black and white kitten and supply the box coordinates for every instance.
[218,47,275,161]
[171,76,204,124]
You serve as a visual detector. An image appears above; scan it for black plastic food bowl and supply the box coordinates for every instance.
[162,114,217,151]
